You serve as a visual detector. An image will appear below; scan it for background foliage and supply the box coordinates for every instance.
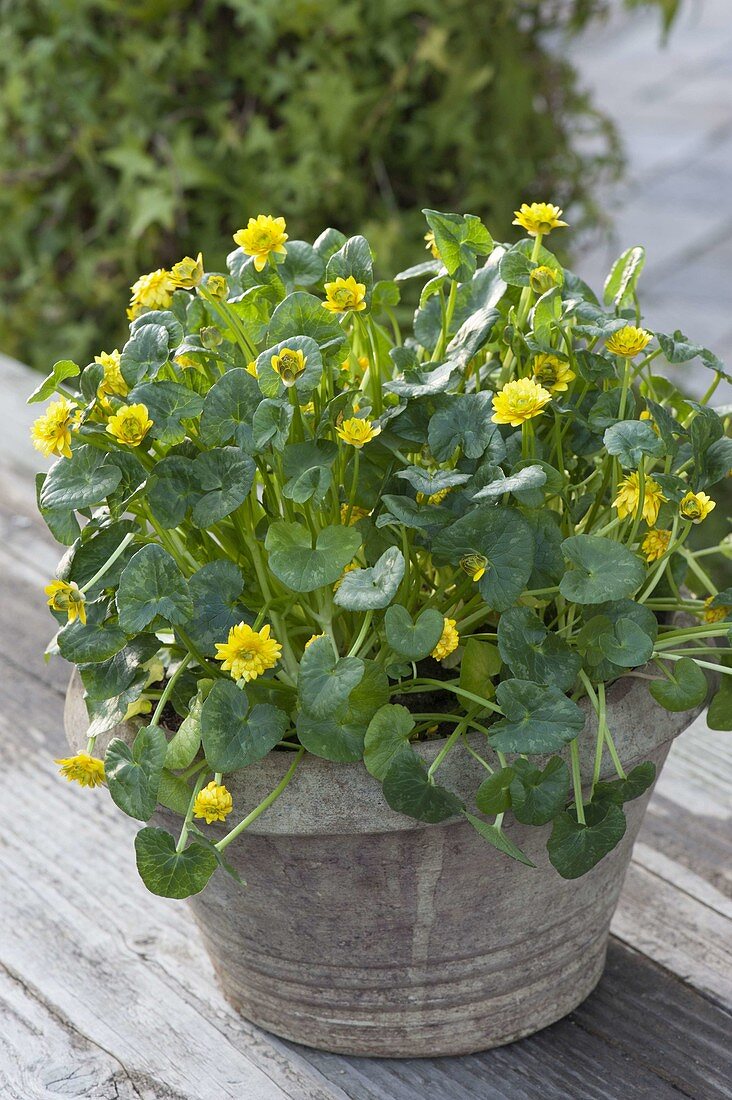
[1,0,674,371]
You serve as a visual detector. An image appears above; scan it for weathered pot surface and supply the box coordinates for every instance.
[65,671,704,1057]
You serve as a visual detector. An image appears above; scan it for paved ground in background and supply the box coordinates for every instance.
[571,0,732,402]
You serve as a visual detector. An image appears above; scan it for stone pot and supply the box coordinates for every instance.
[65,670,704,1057]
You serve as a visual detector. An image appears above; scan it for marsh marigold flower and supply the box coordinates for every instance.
[95,349,128,404]
[431,618,460,661]
[272,347,307,387]
[460,553,487,582]
[340,503,370,525]
[492,378,552,426]
[31,397,80,459]
[679,490,715,524]
[194,781,234,824]
[336,417,380,448]
[215,622,282,682]
[703,596,730,624]
[613,471,666,527]
[206,274,228,299]
[417,487,451,505]
[45,579,86,624]
[641,528,671,563]
[605,326,652,358]
[171,252,204,288]
[127,268,176,320]
[323,276,367,314]
[233,215,288,271]
[246,360,259,378]
[532,353,575,394]
[512,202,568,237]
[424,230,441,260]
[529,265,558,295]
[56,751,106,788]
[106,403,153,447]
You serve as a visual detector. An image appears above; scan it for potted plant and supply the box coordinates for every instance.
[33,205,731,1057]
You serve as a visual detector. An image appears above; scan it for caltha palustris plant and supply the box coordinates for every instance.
[30,204,732,898]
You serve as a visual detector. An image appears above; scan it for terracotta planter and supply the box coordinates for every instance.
[65,671,704,1057]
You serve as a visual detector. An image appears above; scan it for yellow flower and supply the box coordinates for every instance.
[95,349,128,404]
[491,378,552,426]
[194,781,234,825]
[340,503,370,525]
[106,403,154,447]
[679,490,715,524]
[232,214,288,272]
[416,487,451,505]
[605,325,652,358]
[640,409,660,435]
[45,579,87,624]
[271,347,307,387]
[613,471,666,527]
[529,265,559,295]
[304,632,326,649]
[246,360,259,378]
[333,562,360,592]
[323,276,367,314]
[512,202,568,237]
[460,553,487,582]
[124,697,153,721]
[31,397,80,459]
[641,528,671,563]
[215,622,282,682]
[431,618,459,661]
[206,274,228,299]
[424,230,441,260]
[127,268,176,320]
[171,252,204,288]
[336,417,381,448]
[300,401,315,415]
[55,751,106,789]
[531,354,575,394]
[703,596,730,624]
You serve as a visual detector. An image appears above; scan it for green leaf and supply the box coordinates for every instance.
[295,660,389,762]
[428,394,504,461]
[79,636,159,700]
[200,680,288,771]
[334,547,404,611]
[384,605,445,661]
[547,804,627,879]
[325,235,374,303]
[186,560,248,655]
[433,505,534,612]
[62,522,138,597]
[649,658,708,712]
[105,724,168,821]
[499,238,563,289]
[279,240,325,289]
[120,324,170,386]
[129,381,204,445]
[459,638,502,697]
[165,692,204,770]
[560,535,645,605]
[422,209,493,281]
[27,360,80,404]
[251,398,293,452]
[130,308,184,347]
[157,770,195,815]
[510,756,570,825]
[267,291,346,359]
[603,420,664,467]
[598,618,654,668]
[147,456,198,528]
[497,607,580,692]
[382,750,462,823]
[471,464,548,501]
[199,367,262,450]
[475,767,515,815]
[116,545,193,633]
[463,811,535,866]
[40,445,122,511]
[489,679,585,754]
[265,521,361,592]
[36,472,80,545]
[135,827,217,898]
[190,447,255,526]
[593,762,656,806]
[603,245,645,309]
[57,601,128,664]
[364,704,415,780]
[313,226,348,261]
[707,677,732,731]
[298,636,365,719]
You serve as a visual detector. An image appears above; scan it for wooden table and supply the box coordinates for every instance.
[2,355,731,1098]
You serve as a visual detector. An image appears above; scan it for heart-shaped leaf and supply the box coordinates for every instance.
[475,767,515,815]
[190,447,255,527]
[510,756,570,825]
[334,547,405,611]
[547,803,627,879]
[707,676,732,731]
[120,324,170,385]
[298,636,365,719]
[200,679,288,771]
[593,762,656,806]
[265,521,361,592]
[603,420,664,467]
[325,235,374,304]
[296,660,388,762]
[186,560,249,655]
[433,505,534,612]
[497,606,580,692]
[422,209,493,281]
[382,750,463,823]
[459,638,503,697]
[598,618,654,668]
[649,657,708,712]
[199,367,262,449]
[560,535,645,605]
[255,335,324,399]
[57,601,128,664]
[464,811,535,866]
[428,393,504,461]
[117,545,193,633]
[384,605,445,661]
[129,381,204,445]
[266,291,346,358]
[364,704,415,780]
[165,690,205,771]
[40,445,123,512]
[135,827,218,898]
[472,464,548,501]
[27,360,80,404]
[489,679,585,754]
[105,724,168,821]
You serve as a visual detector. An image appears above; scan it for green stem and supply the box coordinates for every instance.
[569,737,585,825]
[80,532,136,594]
[176,771,208,853]
[216,748,305,851]
[150,654,192,727]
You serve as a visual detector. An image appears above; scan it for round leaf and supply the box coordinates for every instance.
[509,756,570,825]
[298,636,365,719]
[116,545,193,633]
[497,607,580,692]
[560,535,645,605]
[135,827,217,899]
[547,804,627,879]
[200,679,288,771]
[489,679,585,754]
[475,767,515,815]
[363,704,415,780]
[382,750,462,823]
[649,658,708,712]
[385,605,445,661]
[433,506,534,612]
[265,521,361,592]
[333,547,405,611]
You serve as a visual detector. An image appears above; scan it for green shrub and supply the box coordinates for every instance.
[1,0,674,371]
